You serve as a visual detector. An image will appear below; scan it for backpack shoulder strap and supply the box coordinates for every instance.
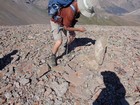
[70,4,76,13]
[70,0,77,15]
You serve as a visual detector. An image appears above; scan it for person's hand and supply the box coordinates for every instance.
[79,27,86,32]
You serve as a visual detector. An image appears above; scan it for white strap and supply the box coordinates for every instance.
[70,4,76,13]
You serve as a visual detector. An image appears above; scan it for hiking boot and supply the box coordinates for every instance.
[49,54,57,67]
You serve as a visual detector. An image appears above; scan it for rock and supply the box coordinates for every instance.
[11,54,20,63]
[75,54,99,70]
[0,71,4,78]
[19,78,30,85]
[44,88,52,98]
[0,97,6,104]
[33,102,39,105]
[95,36,108,65]
[63,68,91,86]
[0,84,12,94]
[4,92,12,99]
[51,65,66,74]
[50,81,69,97]
[54,98,63,105]
[28,34,35,40]
[86,59,99,70]
[14,81,20,88]
[15,103,22,105]
[17,61,35,76]
[69,85,91,100]
[125,97,135,105]
[0,25,140,104]
[37,64,50,78]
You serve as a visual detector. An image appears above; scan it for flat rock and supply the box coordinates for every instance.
[50,81,69,97]
[63,68,91,86]
[37,64,50,78]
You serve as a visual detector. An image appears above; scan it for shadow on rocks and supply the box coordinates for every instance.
[0,50,18,70]
[92,71,129,105]
[57,37,96,59]
[72,37,96,47]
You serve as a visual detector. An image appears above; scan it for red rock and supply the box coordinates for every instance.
[0,84,12,94]
[0,97,6,104]
[75,54,99,70]
[16,103,22,105]
[68,60,78,69]
[0,71,4,78]
[17,61,35,75]
[44,88,52,98]
[63,68,91,86]
[86,59,99,70]
[69,85,88,100]
[51,65,66,73]
[74,100,81,105]
[34,102,39,105]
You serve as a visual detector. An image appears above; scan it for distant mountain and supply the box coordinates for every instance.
[0,0,140,26]
[28,0,140,15]
[0,0,50,25]
[98,0,140,15]
[124,9,140,15]
[30,0,140,25]
[12,0,49,10]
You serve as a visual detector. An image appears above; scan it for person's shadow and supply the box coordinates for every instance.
[0,50,18,70]
[57,37,96,59]
[93,71,129,105]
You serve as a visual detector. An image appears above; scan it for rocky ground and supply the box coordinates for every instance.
[0,24,140,105]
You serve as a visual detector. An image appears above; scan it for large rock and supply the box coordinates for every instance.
[63,68,91,87]
[19,78,30,85]
[95,36,108,65]
[69,84,92,100]
[50,80,69,97]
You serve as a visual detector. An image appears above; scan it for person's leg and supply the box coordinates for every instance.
[50,20,63,66]
[52,40,62,55]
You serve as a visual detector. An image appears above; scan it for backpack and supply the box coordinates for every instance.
[48,0,74,17]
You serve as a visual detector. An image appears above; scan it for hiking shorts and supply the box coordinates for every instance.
[50,20,75,41]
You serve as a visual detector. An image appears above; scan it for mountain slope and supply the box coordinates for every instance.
[98,0,140,14]
[0,0,140,26]
[0,24,140,104]
[0,0,50,25]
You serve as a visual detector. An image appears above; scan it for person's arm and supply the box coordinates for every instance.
[63,26,86,32]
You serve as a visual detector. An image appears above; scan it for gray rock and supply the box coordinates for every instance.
[50,81,69,97]
[54,98,63,105]
[95,36,108,65]
[14,81,20,88]
[19,78,30,85]
[4,92,12,99]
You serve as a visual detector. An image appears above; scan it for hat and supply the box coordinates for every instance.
[77,0,95,17]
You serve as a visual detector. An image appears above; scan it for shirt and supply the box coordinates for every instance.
[51,1,78,27]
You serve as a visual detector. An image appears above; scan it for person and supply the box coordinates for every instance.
[49,0,95,66]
